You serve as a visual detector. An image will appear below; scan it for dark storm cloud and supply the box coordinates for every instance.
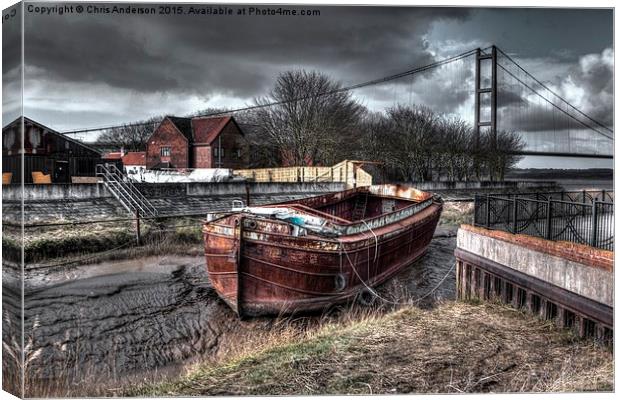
[22,5,470,98]
[3,6,23,122]
[565,49,614,127]
[496,47,613,138]
[2,6,21,73]
[498,102,586,133]
[497,89,526,108]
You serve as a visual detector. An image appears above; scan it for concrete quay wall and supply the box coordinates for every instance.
[3,182,346,202]
[455,224,613,339]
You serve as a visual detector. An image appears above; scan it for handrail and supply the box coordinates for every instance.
[96,164,158,217]
[482,194,614,206]
[474,193,613,250]
[109,164,157,215]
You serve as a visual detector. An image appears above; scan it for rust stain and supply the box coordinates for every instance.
[204,184,443,317]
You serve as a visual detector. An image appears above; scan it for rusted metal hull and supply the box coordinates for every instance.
[203,184,442,317]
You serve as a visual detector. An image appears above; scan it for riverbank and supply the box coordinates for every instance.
[128,301,612,396]
[4,200,612,396]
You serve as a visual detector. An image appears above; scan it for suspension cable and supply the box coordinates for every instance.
[496,47,613,134]
[58,49,479,135]
[496,62,614,140]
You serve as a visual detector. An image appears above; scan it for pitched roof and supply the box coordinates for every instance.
[155,115,243,145]
[191,116,233,144]
[3,116,102,156]
[122,151,146,165]
[103,151,123,160]
[167,116,193,141]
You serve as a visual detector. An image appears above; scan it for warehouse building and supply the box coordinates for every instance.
[2,116,102,183]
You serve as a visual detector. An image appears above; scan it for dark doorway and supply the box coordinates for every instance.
[53,160,70,183]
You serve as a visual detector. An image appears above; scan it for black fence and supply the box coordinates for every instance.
[497,189,614,204]
[474,191,614,251]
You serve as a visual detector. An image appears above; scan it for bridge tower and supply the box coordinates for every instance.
[474,45,498,148]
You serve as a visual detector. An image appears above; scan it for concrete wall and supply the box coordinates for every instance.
[3,182,346,202]
[456,226,613,306]
[4,183,110,201]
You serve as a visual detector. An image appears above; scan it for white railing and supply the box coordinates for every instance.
[96,163,158,217]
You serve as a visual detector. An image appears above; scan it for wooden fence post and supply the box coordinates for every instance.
[135,210,141,246]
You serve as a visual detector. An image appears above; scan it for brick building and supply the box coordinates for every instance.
[145,116,248,169]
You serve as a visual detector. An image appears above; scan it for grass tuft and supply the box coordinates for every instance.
[126,302,613,396]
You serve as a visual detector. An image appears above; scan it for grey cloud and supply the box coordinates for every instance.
[20,5,470,99]
[496,48,613,141]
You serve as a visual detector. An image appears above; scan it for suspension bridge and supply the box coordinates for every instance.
[60,45,613,160]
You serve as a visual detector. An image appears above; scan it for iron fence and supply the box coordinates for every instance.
[474,192,614,251]
[499,189,614,204]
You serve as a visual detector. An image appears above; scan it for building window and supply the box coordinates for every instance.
[214,147,225,158]
[160,146,171,157]
[236,148,242,159]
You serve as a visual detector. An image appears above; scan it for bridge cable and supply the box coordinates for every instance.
[496,47,613,135]
[496,62,614,140]
[58,49,479,136]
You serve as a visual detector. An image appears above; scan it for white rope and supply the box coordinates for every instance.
[410,261,456,305]
[337,238,456,306]
[361,219,379,262]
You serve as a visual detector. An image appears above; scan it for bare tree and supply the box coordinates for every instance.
[436,116,474,181]
[383,105,440,181]
[355,111,393,181]
[96,116,162,152]
[483,130,525,181]
[254,70,363,166]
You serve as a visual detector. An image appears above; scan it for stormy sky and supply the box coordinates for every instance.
[2,3,614,168]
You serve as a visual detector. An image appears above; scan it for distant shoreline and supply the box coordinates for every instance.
[506,168,613,181]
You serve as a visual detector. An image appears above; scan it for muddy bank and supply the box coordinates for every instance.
[5,201,469,396]
[6,231,457,396]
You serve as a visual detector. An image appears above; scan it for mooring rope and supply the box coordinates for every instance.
[360,219,379,262]
[337,238,456,306]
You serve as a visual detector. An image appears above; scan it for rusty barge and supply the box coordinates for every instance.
[203,184,443,317]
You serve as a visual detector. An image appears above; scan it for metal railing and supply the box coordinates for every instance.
[499,189,614,204]
[96,163,159,217]
[474,192,613,251]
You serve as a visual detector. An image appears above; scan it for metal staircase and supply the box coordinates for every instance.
[351,193,368,221]
[96,163,158,217]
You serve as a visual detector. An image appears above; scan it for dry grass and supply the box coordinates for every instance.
[439,201,474,226]
[2,218,205,267]
[127,301,613,396]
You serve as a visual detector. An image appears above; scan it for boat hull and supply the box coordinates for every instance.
[203,185,442,317]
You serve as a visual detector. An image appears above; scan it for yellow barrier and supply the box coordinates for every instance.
[2,172,12,184]
[235,160,374,189]
[32,171,52,184]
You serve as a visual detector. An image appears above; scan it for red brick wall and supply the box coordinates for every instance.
[146,119,189,169]
[193,146,212,168]
[460,224,614,272]
[205,121,249,169]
